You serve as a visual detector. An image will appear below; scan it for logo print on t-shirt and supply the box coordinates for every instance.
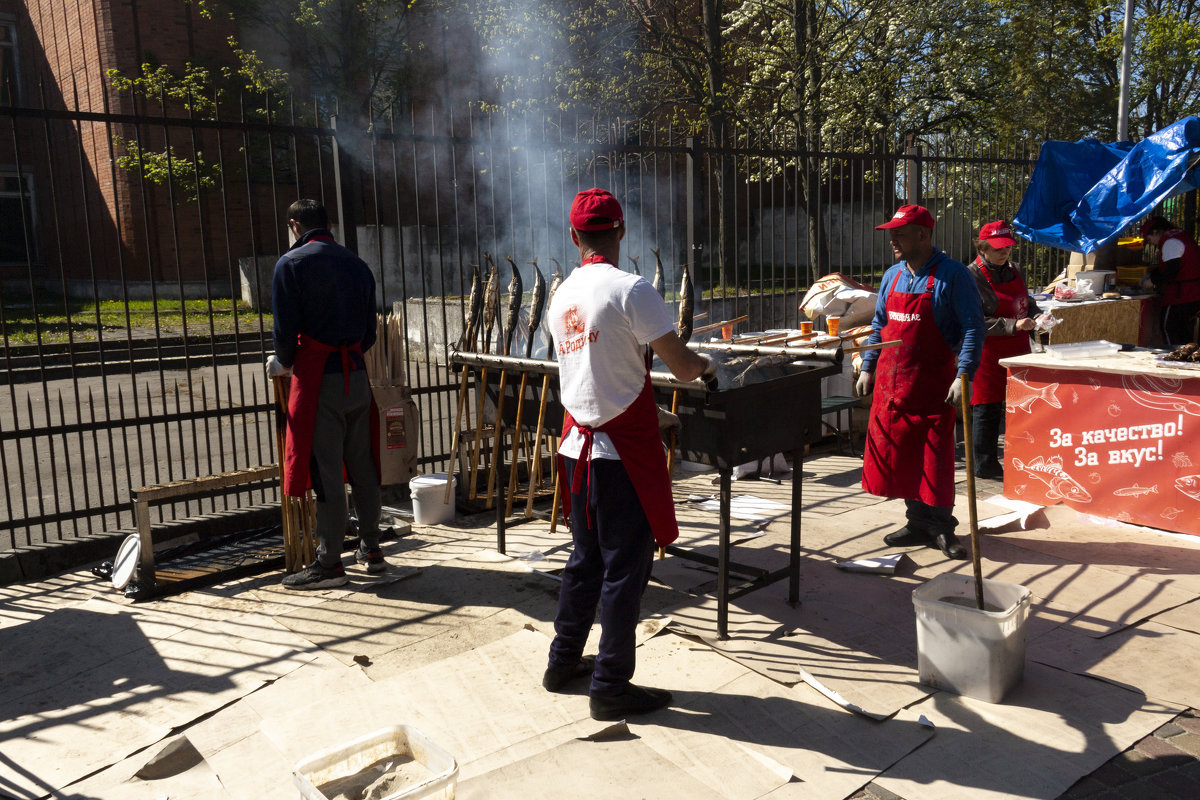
[563,305,585,335]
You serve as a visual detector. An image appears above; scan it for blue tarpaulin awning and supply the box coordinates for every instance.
[1012,117,1200,253]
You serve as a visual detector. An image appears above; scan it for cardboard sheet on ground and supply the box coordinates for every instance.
[667,671,933,799]
[667,591,933,720]
[874,662,1180,800]
[458,736,733,799]
[1151,598,1200,635]
[991,503,1200,596]
[0,597,315,798]
[271,555,559,665]
[1030,621,1200,709]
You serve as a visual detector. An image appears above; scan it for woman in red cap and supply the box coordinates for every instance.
[967,220,1039,479]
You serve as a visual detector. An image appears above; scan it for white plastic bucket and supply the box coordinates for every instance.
[409,474,456,525]
[912,573,1032,703]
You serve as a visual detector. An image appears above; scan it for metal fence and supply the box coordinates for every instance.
[1,87,1070,558]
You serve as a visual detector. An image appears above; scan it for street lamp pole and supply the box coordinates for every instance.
[1117,0,1135,140]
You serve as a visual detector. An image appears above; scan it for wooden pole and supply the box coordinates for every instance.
[959,373,985,610]
[524,373,552,518]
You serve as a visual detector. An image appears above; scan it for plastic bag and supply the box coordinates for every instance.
[799,273,877,328]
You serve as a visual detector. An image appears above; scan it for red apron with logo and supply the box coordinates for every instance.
[971,258,1031,405]
[283,333,377,497]
[558,370,679,547]
[862,268,957,507]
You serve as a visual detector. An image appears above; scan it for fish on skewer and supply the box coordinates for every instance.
[508,264,547,515]
[485,258,524,505]
[662,262,695,557]
[650,247,665,297]
[629,254,640,276]
[446,264,487,504]
[469,255,501,499]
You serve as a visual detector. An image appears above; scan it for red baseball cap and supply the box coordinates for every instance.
[978,220,1017,248]
[876,204,935,230]
[570,188,624,231]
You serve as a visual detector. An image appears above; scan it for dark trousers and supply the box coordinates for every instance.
[971,402,1005,476]
[549,456,656,697]
[310,370,382,568]
[1162,301,1200,346]
[905,499,957,536]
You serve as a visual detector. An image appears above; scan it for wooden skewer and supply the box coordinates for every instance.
[842,339,902,354]
[505,370,531,515]
[691,314,749,337]
[524,372,552,518]
[444,364,472,505]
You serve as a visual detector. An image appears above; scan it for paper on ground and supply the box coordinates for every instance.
[835,553,905,574]
[979,495,1044,531]
[695,494,790,523]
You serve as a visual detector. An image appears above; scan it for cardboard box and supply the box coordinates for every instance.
[372,384,419,486]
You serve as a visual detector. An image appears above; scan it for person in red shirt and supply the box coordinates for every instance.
[1140,216,1200,345]
[967,221,1038,480]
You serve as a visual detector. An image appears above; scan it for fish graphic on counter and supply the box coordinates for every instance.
[1176,475,1200,502]
[1010,456,1092,502]
[1006,373,1062,414]
[1113,483,1158,497]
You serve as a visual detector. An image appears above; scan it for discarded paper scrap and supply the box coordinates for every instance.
[979,495,1045,532]
[695,495,790,524]
[835,553,906,574]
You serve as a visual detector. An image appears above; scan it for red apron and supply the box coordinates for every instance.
[283,333,374,497]
[862,268,957,507]
[558,369,679,547]
[971,258,1030,405]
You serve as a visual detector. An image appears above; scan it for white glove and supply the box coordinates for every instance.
[699,354,718,391]
[657,406,681,431]
[946,376,967,407]
[854,370,874,398]
[266,355,292,378]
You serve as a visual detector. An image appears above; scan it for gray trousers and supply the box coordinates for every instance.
[311,370,382,567]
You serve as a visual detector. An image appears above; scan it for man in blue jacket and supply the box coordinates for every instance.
[854,205,985,560]
[269,199,385,588]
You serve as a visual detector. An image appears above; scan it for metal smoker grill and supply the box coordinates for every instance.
[657,351,842,638]
[449,346,844,639]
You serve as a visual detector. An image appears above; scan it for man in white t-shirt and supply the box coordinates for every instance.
[542,187,714,721]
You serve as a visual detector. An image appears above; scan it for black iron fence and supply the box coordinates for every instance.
[1,86,1072,560]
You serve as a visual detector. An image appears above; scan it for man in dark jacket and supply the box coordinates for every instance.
[270,199,385,589]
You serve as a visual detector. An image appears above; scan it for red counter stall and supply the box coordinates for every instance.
[998,349,1200,536]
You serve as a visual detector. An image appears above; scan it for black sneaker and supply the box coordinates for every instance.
[282,562,348,590]
[542,656,596,692]
[355,546,386,573]
[883,526,933,547]
[932,532,968,560]
[589,684,673,721]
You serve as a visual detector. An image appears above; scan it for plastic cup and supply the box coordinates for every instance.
[827,315,841,336]
[721,324,734,339]
[799,320,813,339]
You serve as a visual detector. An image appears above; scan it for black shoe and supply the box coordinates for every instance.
[589,684,673,721]
[975,463,1005,480]
[282,561,348,590]
[932,532,968,560]
[542,656,596,692]
[884,526,933,547]
[355,546,386,573]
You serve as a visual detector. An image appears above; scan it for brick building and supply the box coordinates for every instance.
[2,0,287,300]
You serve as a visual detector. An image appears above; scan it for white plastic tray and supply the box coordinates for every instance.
[1044,340,1120,360]
[293,725,458,800]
